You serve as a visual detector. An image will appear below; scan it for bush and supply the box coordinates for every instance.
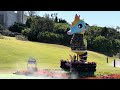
[53,23,69,34]
[92,36,112,54]
[0,29,21,37]
[37,31,64,44]
[15,35,28,41]
[31,16,54,33]
[111,39,120,55]
[22,28,71,45]
[0,33,4,39]
[22,28,31,37]
[26,17,32,28]
[22,16,71,46]
[8,22,26,33]
[22,28,37,41]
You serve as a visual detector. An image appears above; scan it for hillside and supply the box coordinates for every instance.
[0,36,120,75]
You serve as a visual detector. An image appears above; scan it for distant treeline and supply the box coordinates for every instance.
[85,26,120,56]
[0,14,120,56]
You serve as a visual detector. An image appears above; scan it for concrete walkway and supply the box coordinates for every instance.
[111,60,120,67]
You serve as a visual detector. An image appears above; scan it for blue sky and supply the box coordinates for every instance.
[38,11,120,28]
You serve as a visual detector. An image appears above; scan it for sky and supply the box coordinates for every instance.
[38,11,120,28]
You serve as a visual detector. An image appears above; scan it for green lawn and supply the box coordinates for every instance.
[0,36,119,75]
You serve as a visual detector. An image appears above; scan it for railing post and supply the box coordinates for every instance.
[114,59,116,67]
[107,57,108,63]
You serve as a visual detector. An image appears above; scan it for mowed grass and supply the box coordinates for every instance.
[0,36,74,71]
[0,36,120,75]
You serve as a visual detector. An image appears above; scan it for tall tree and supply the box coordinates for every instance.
[116,26,120,31]
[54,16,58,23]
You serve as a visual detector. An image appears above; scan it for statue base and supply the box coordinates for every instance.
[60,60,96,77]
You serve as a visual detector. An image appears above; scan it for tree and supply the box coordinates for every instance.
[51,14,54,21]
[24,16,54,41]
[58,18,67,23]
[50,13,58,22]
[31,16,54,32]
[100,27,108,37]
[54,16,58,23]
[92,36,112,53]
[26,17,32,28]
[8,22,26,33]
[116,26,120,31]
[43,14,50,19]
[112,39,120,55]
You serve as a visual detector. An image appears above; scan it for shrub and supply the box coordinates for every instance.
[53,23,69,34]
[8,22,26,33]
[22,28,31,37]
[37,31,64,44]
[0,33,4,39]
[22,28,37,41]
[0,29,21,37]
[15,35,28,41]
[1,30,12,36]
[111,39,120,55]
[26,17,32,28]
[22,16,71,46]
[31,16,54,33]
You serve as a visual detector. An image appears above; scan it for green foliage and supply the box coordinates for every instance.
[111,39,120,55]
[86,26,120,56]
[54,16,58,23]
[22,28,36,41]
[8,22,26,33]
[21,15,120,56]
[89,26,102,31]
[15,35,28,41]
[26,17,32,28]
[92,36,111,52]
[100,27,108,37]
[58,19,67,23]
[37,31,64,44]
[84,38,87,48]
[22,28,31,36]
[23,16,55,41]
[53,23,69,34]
[22,16,71,46]
[0,33,4,39]
[0,29,20,37]
[85,35,94,50]
[31,16,54,32]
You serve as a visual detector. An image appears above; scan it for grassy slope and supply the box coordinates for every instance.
[0,36,119,75]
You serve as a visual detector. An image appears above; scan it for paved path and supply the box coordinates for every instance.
[111,60,120,67]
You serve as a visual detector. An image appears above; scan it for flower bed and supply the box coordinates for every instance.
[97,74,120,79]
[14,69,70,79]
[82,74,120,79]
[60,60,96,77]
